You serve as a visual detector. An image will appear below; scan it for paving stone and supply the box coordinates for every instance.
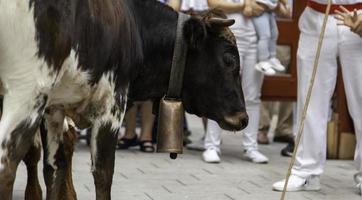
[12,114,361,200]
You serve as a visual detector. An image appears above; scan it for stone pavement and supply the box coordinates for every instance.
[13,114,361,200]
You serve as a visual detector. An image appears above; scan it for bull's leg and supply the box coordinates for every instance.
[39,119,52,199]
[61,123,77,200]
[0,93,47,200]
[91,121,119,200]
[23,133,42,200]
[41,107,77,200]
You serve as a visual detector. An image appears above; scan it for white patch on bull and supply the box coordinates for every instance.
[0,0,57,170]
[92,73,121,130]
[33,130,42,149]
[46,135,60,170]
[90,102,126,172]
[45,108,65,170]
[49,51,91,106]
[90,121,100,172]
[89,73,127,171]
[65,117,75,130]
[77,72,124,130]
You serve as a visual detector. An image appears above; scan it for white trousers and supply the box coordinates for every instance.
[292,8,362,178]
[205,30,264,152]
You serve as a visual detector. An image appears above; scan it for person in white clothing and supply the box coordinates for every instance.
[244,0,291,75]
[273,0,362,193]
[203,0,269,164]
[168,0,209,12]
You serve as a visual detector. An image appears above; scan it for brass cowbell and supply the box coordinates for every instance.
[156,97,184,159]
[157,13,189,159]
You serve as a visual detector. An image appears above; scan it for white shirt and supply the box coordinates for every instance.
[256,0,278,9]
[180,0,209,11]
[311,0,362,4]
[225,0,256,40]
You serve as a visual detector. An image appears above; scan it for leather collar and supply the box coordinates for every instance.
[166,13,190,99]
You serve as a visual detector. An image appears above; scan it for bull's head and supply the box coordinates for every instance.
[181,10,248,131]
[128,9,248,132]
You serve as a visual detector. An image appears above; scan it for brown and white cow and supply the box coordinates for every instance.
[0,0,248,199]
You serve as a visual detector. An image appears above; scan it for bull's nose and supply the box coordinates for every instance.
[224,112,249,130]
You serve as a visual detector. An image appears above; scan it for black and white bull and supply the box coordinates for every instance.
[0,0,248,199]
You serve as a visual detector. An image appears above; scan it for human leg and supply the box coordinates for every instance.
[203,119,222,163]
[338,25,362,190]
[273,14,339,190]
[252,13,272,61]
[124,104,137,139]
[268,14,285,71]
[239,40,268,163]
[139,101,155,152]
[118,104,138,149]
[258,102,271,144]
[268,13,279,59]
[291,34,338,179]
[252,13,276,75]
[274,102,294,141]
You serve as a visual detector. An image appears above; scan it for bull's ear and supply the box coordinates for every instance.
[206,18,235,30]
[183,17,207,49]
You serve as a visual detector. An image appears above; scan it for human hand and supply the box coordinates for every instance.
[243,5,254,17]
[279,0,288,6]
[335,6,362,37]
[276,3,292,18]
[335,6,358,27]
[250,1,266,17]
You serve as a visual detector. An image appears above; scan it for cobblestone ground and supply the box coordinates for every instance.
[13,114,361,200]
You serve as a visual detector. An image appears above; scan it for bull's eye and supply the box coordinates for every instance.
[223,54,236,68]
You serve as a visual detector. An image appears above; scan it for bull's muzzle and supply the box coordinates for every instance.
[222,112,249,131]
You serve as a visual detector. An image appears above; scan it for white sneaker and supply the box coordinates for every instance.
[255,61,276,76]
[268,57,286,71]
[273,175,321,192]
[243,149,269,164]
[354,172,362,195]
[202,148,221,163]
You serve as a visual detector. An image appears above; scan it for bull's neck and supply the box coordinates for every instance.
[129,0,180,101]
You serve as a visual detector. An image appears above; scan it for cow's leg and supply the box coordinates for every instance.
[0,93,47,200]
[41,107,77,200]
[23,133,42,200]
[91,121,119,200]
[61,123,77,200]
[83,76,127,200]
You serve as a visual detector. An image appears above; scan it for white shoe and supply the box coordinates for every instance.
[243,149,269,164]
[202,148,221,163]
[268,57,286,71]
[255,61,276,76]
[273,175,321,192]
[186,139,205,151]
[354,172,362,195]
